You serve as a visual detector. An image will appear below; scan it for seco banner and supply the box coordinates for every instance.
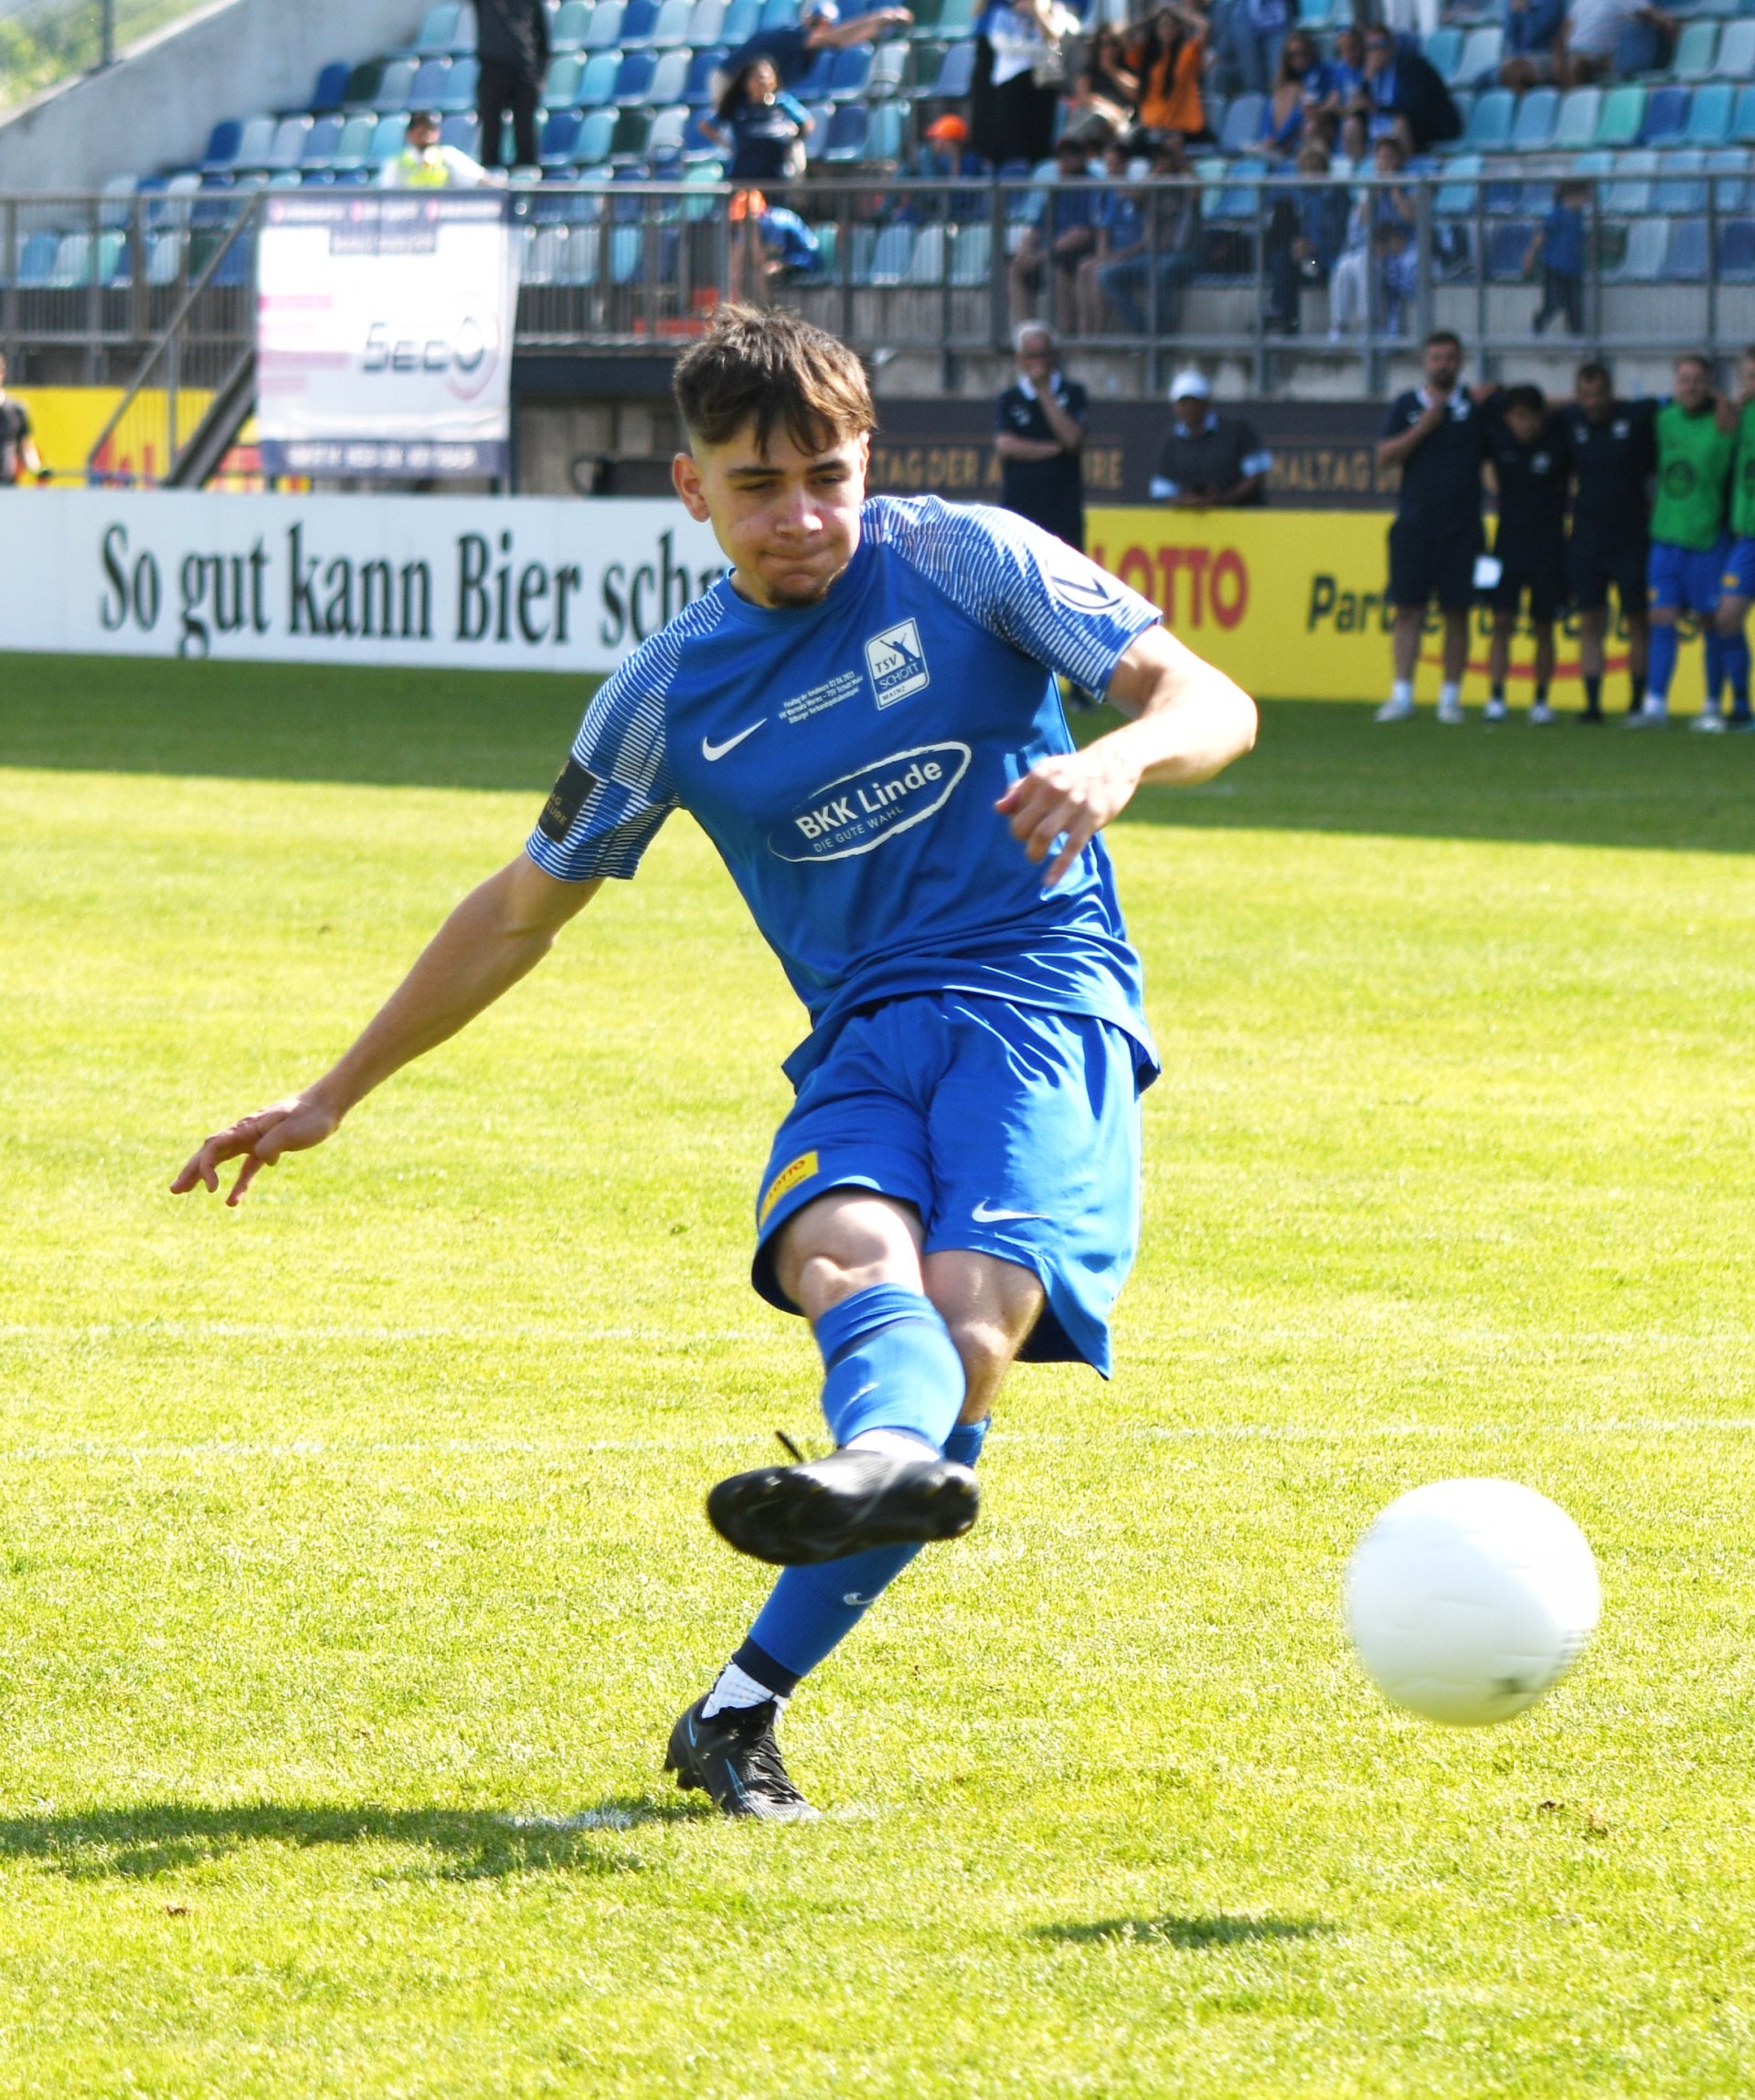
[256,192,520,481]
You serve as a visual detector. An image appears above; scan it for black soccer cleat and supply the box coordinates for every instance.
[706,1444,980,1566]
[664,1696,819,1822]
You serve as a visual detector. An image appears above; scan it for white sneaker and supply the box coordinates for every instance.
[1528,701,1556,726]
[1692,707,1727,734]
[1436,693,1465,725]
[1627,703,1667,727]
[1374,694,1414,723]
[1483,695,1507,723]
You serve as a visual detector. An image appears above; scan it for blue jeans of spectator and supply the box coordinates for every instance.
[1209,0,1281,98]
[1099,250,1197,334]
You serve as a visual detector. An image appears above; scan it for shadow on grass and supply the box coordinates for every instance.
[1037,1913,1330,1950]
[0,1795,710,1883]
[4,657,1750,854]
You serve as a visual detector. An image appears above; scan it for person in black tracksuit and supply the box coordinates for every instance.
[475,0,548,170]
[1483,384,1573,723]
[1558,359,1657,719]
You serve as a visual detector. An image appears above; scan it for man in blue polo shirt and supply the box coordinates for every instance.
[174,306,1257,1823]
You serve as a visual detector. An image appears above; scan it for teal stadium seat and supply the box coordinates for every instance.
[1455,25,1503,82]
[1553,87,1601,147]
[415,5,460,55]
[1719,18,1755,76]
[1673,18,1718,78]
[376,58,417,111]
[1424,27,1464,81]
[553,2,593,51]
[584,2,627,49]
[1511,86,1558,147]
[579,50,620,104]
[1608,215,1668,278]
[688,0,729,42]
[1463,88,1515,148]
[1594,84,1645,145]
[1685,80,1734,143]
[652,0,695,44]
[544,53,584,105]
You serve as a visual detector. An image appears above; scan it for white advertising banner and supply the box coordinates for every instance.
[0,490,725,672]
[256,192,520,481]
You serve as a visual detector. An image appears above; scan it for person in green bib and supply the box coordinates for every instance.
[378,110,495,190]
[1710,344,1755,733]
[1640,354,1739,728]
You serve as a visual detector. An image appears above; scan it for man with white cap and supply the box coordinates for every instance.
[1149,372,1272,507]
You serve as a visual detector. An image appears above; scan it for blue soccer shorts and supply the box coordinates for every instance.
[1649,536,1729,615]
[1720,536,1755,601]
[750,992,1149,1376]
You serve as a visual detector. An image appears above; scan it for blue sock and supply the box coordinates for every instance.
[1705,629,1726,707]
[737,1419,992,1694]
[812,1284,966,1449]
[1646,621,1679,704]
[1727,634,1751,713]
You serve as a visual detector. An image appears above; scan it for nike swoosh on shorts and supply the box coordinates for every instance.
[971,1201,1050,1224]
[702,720,766,760]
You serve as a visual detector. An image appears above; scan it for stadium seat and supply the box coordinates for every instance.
[614,49,657,101]
[410,56,452,106]
[1640,85,1689,145]
[14,232,55,286]
[441,111,480,155]
[949,220,990,282]
[1484,219,1534,278]
[1720,18,1755,77]
[862,223,914,281]
[1463,88,1515,149]
[1719,217,1755,277]
[1605,148,1655,211]
[1423,26,1464,81]
[1673,18,1718,78]
[235,114,278,167]
[1608,215,1669,278]
[580,50,621,103]
[414,4,460,54]
[622,0,661,45]
[1663,217,1709,278]
[1685,80,1734,143]
[610,108,652,154]
[541,109,585,163]
[1484,172,1523,215]
[647,103,690,154]
[793,47,837,97]
[376,58,418,111]
[146,230,185,286]
[50,233,95,288]
[687,0,728,40]
[451,8,477,52]
[1655,146,1708,208]
[553,1,594,50]
[829,46,873,96]
[343,60,384,108]
[610,224,644,284]
[652,0,695,43]
[545,52,584,104]
[867,96,909,160]
[201,120,243,172]
[868,39,908,95]
[760,0,799,29]
[1708,144,1750,209]
[367,114,408,165]
[649,45,691,101]
[433,56,475,109]
[1594,84,1645,145]
[1511,86,1558,148]
[584,1,627,48]
[257,115,306,171]
[682,48,727,101]
[721,0,761,44]
[301,116,344,167]
[1456,25,1503,83]
[1218,92,1265,154]
[823,101,870,158]
[683,110,722,151]
[928,39,976,98]
[938,0,977,36]
[575,105,618,162]
[1433,152,1481,215]
[311,60,351,111]
[1553,88,1601,149]
[905,222,945,281]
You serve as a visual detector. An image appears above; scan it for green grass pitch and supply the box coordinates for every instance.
[3,653,1754,2096]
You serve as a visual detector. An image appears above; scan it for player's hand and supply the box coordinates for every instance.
[996,742,1143,890]
[170,1091,342,1206]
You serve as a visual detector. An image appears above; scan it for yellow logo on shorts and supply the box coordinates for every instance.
[759,1151,819,1228]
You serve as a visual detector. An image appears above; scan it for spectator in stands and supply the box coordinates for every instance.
[1210,0,1291,100]
[0,355,43,487]
[1264,142,1349,335]
[1007,134,1101,328]
[1084,25,1140,114]
[1499,0,1567,90]
[756,203,824,284]
[1558,0,1675,87]
[975,0,1078,168]
[1352,25,1461,154]
[379,109,495,187]
[1335,106,1369,172]
[1375,330,1494,724]
[1638,352,1737,727]
[1524,180,1587,335]
[704,58,815,185]
[1330,24,1367,104]
[1149,371,1271,506]
[1059,70,1124,149]
[473,0,548,170]
[1560,359,1654,720]
[1260,28,1346,159]
[1126,5,1208,149]
[1482,384,1573,723]
[1328,135,1418,339]
[994,323,1089,548]
[719,0,914,94]
[917,111,986,180]
[1092,138,1201,334]
[1076,142,1144,333]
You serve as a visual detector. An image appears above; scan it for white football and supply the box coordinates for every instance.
[1345,1479,1601,1727]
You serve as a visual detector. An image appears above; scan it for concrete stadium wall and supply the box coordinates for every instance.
[0,0,426,192]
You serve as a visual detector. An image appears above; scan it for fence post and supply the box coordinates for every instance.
[101,0,116,68]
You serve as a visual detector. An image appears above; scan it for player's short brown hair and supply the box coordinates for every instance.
[672,304,874,458]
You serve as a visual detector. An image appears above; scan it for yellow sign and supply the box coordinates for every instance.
[8,385,263,487]
[1086,505,1701,707]
[758,1150,819,1228]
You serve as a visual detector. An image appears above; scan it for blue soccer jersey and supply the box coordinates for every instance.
[526,495,1164,1085]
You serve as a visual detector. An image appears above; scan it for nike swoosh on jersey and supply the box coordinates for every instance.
[971,1201,1050,1224]
[702,719,766,760]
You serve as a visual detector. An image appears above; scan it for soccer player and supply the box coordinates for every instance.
[172,308,1257,1822]
[1376,330,1492,725]
[1638,353,1738,729]
[1558,360,1654,723]
[1709,343,1755,734]
[1482,385,1571,725]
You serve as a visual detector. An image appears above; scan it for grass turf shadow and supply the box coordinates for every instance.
[0,1796,709,1883]
[1037,1914,1330,1950]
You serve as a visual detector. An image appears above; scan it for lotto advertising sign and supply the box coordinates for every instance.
[0,490,723,671]
[256,193,520,480]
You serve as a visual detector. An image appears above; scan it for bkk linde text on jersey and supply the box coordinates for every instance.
[97,519,726,660]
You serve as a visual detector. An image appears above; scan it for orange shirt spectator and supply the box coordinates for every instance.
[1132,5,1206,137]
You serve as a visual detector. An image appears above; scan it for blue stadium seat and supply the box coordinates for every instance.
[1484,170,1522,213]
[414,4,460,54]
[1463,88,1515,149]
[622,0,662,46]
[311,60,351,111]
[1608,215,1669,278]
[1511,86,1558,148]
[1424,26,1463,81]
[1553,87,1601,148]
[1673,18,1718,78]
[553,1,593,51]
[793,46,837,96]
[1734,81,1755,142]
[609,107,651,154]
[1640,85,1690,145]
[302,116,344,166]
[1664,217,1709,278]
[410,57,452,107]
[584,1,627,49]
[1218,92,1264,153]
[829,46,873,96]
[653,0,694,43]
[614,49,657,101]
[575,106,618,163]
[450,7,477,52]
[1719,217,1755,277]
[683,109,721,151]
[823,100,869,158]
[262,115,309,169]
[760,0,799,29]
[542,110,585,163]
[17,232,60,286]
[1720,18,1755,77]
[437,57,477,111]
[1605,148,1656,211]
[1654,147,1707,209]
[441,111,480,156]
[647,102,689,154]
[367,114,408,165]
[868,96,909,160]
[580,50,621,104]
[649,46,691,101]
[861,223,915,281]
[721,0,761,44]
[929,39,976,97]
[201,120,243,171]
[1434,152,1481,215]
[1456,24,1503,83]
[236,114,278,166]
[545,53,584,104]
[374,58,415,111]
[683,48,727,101]
[1485,220,1535,278]
[1685,80,1734,143]
[1708,144,1750,209]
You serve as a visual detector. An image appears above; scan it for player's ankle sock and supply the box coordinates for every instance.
[1583,673,1602,714]
[733,1419,993,1692]
[702,1657,784,1716]
[1390,677,1413,708]
[813,1285,966,1450]
[1703,631,1726,710]
[1725,634,1750,711]
[1438,680,1461,711]
[1646,623,1679,705]
[1490,682,1505,705]
[1533,682,1549,707]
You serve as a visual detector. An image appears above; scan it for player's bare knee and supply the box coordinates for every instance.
[774,1193,924,1317]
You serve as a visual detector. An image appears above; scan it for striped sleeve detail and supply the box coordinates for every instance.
[864,495,1163,695]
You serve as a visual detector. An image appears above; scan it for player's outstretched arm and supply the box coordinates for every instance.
[172,855,600,1205]
[997,623,1256,887]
